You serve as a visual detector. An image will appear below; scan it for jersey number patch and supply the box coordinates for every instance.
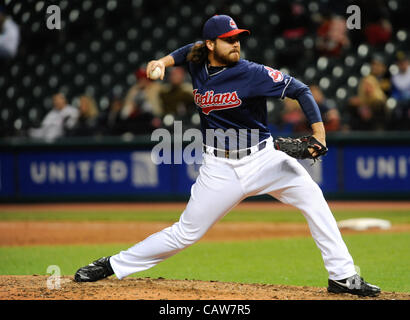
[264,66,284,83]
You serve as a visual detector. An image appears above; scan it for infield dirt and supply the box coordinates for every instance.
[1,275,409,300]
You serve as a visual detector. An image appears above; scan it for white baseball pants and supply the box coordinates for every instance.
[110,137,356,281]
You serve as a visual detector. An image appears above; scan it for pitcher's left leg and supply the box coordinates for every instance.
[263,158,356,280]
[274,179,356,280]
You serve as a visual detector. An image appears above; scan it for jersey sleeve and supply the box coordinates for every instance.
[248,63,293,99]
[169,43,195,66]
[283,78,323,124]
[248,63,322,124]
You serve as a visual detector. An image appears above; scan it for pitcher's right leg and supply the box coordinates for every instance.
[109,155,245,279]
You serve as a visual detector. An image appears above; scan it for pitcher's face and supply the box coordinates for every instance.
[207,36,241,66]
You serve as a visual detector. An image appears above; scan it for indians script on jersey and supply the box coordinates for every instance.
[193,89,242,115]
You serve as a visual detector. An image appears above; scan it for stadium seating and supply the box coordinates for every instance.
[0,0,409,137]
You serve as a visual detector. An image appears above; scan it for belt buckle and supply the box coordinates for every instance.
[225,150,230,158]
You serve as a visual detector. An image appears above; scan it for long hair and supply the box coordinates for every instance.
[79,95,99,118]
[358,75,386,105]
[187,41,208,64]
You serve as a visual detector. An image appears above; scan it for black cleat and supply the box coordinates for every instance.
[74,256,114,282]
[328,274,381,297]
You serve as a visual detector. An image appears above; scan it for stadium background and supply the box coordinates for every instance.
[0,0,410,201]
[0,0,410,301]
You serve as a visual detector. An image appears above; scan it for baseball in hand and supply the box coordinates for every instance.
[149,67,162,80]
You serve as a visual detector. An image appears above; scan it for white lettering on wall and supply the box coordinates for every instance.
[78,161,91,182]
[111,160,128,182]
[398,156,407,178]
[377,156,395,178]
[30,160,130,185]
[31,162,47,184]
[67,162,76,183]
[49,162,65,183]
[357,156,410,179]
[94,161,108,183]
[357,157,375,179]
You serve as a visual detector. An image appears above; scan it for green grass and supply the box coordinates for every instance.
[1,208,410,223]
[1,206,409,293]
[0,210,182,222]
[1,233,409,292]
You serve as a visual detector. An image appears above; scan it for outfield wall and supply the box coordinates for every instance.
[0,132,409,202]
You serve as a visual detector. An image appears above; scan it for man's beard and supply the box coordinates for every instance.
[214,47,240,66]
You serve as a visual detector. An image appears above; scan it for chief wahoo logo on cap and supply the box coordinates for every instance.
[229,19,237,28]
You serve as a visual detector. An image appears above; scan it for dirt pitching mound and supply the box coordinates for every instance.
[0,276,408,300]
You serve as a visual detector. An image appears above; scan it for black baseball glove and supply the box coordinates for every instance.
[273,135,328,161]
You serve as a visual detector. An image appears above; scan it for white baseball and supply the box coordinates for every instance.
[150,67,162,80]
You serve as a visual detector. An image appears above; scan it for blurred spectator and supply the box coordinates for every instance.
[280,85,341,133]
[121,92,161,135]
[390,52,410,130]
[360,0,392,47]
[99,89,160,136]
[316,15,350,57]
[68,95,99,136]
[364,19,392,47]
[274,1,312,68]
[347,73,388,131]
[0,6,20,61]
[310,85,341,132]
[280,98,306,133]
[369,55,391,96]
[391,52,410,101]
[159,67,195,119]
[123,68,163,118]
[28,93,79,141]
[347,55,391,130]
[98,93,125,136]
[277,1,310,38]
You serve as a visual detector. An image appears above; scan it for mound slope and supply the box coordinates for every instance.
[0,276,408,300]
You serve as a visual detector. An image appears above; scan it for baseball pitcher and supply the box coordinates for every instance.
[74,15,380,297]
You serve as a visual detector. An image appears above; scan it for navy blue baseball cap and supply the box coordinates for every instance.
[202,15,250,40]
